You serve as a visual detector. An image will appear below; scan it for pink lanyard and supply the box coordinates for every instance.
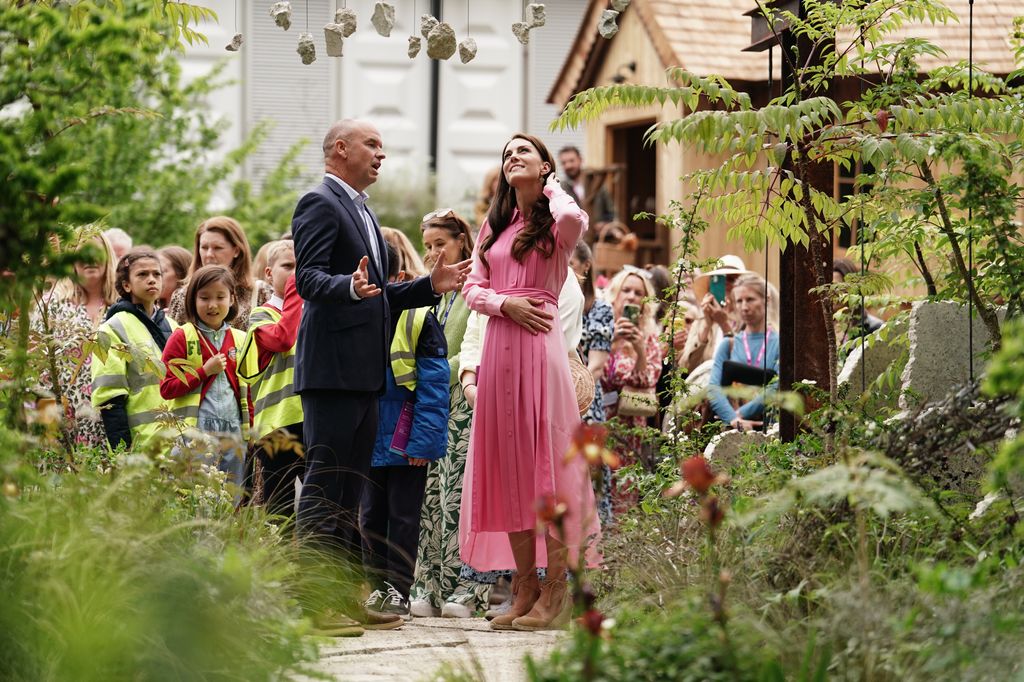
[741,330,770,366]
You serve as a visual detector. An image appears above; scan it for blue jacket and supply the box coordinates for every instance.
[371,307,450,467]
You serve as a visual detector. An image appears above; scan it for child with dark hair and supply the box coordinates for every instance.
[92,247,177,451]
[159,265,252,487]
[360,242,451,620]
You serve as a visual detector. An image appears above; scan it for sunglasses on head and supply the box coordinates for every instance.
[422,208,455,223]
[621,264,653,280]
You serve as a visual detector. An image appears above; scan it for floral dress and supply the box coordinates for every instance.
[601,329,663,516]
[579,299,614,525]
[33,298,107,449]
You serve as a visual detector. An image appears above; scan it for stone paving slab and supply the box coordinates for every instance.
[310,617,563,681]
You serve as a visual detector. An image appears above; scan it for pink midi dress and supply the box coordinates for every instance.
[459,183,602,571]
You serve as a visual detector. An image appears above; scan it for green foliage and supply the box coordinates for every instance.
[982,318,1024,488]
[0,447,322,680]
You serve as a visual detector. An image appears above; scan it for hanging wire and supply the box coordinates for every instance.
[233,0,237,32]
[859,24,867,391]
[305,0,309,32]
[764,44,773,387]
[968,0,975,382]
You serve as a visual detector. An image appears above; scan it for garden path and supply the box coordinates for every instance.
[310,616,562,681]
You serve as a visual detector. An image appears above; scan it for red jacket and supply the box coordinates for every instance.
[159,323,253,425]
[252,275,303,371]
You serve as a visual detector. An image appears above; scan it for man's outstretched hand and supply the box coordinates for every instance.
[352,256,381,299]
[429,251,472,294]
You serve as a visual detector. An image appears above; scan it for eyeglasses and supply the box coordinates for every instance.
[422,208,455,223]
[621,264,653,280]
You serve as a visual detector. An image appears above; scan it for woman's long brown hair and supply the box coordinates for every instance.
[478,133,556,271]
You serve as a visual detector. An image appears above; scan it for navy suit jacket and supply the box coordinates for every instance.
[292,179,439,393]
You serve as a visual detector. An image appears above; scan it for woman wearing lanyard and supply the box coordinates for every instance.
[409,209,488,619]
[707,273,780,431]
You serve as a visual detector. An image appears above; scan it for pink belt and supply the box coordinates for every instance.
[496,287,558,307]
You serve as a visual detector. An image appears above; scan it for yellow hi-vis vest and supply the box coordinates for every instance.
[237,305,303,440]
[390,308,428,391]
[169,323,251,440]
[91,311,178,451]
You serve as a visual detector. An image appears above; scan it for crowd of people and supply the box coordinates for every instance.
[34,118,870,638]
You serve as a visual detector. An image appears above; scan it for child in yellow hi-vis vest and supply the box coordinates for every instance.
[92,247,177,452]
[237,240,304,517]
[159,265,252,488]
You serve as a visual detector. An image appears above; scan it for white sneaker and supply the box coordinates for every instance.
[484,594,513,620]
[441,601,473,618]
[410,599,441,618]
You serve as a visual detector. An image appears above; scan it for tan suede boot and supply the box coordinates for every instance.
[510,577,571,631]
[489,573,541,631]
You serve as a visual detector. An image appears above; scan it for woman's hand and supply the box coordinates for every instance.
[464,384,478,408]
[614,317,644,356]
[202,352,226,376]
[730,417,763,432]
[700,293,730,331]
[544,172,562,195]
[672,328,688,352]
[501,296,554,335]
[408,457,429,466]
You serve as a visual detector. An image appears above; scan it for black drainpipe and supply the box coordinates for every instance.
[428,0,442,173]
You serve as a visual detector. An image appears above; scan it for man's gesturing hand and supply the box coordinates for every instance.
[352,255,381,299]
[429,251,472,294]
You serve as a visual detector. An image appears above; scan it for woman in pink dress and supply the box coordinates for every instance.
[459,133,601,632]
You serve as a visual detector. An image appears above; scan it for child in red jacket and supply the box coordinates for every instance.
[160,265,252,489]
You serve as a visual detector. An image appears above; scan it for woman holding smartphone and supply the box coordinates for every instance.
[601,265,663,516]
[681,255,748,374]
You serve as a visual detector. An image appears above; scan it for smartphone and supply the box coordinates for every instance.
[709,274,727,306]
[623,303,640,325]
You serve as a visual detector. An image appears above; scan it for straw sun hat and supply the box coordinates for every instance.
[691,254,750,302]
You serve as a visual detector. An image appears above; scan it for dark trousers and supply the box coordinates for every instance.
[252,423,304,518]
[360,464,429,598]
[297,390,378,560]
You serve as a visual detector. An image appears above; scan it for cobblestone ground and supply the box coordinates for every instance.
[309,616,563,681]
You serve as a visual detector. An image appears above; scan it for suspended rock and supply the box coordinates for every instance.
[334,7,357,37]
[420,14,438,39]
[407,35,421,58]
[371,2,395,37]
[512,21,530,45]
[611,0,631,11]
[270,1,292,31]
[426,22,456,60]
[297,32,316,65]
[324,22,344,57]
[526,3,546,28]
[458,38,478,64]
[225,33,243,52]
[598,9,620,39]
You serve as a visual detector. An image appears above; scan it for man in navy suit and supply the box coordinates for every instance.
[292,119,470,634]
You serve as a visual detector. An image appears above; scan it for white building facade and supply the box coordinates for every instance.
[185,0,586,209]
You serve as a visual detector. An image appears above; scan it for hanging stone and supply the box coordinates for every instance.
[458,38,478,64]
[526,3,546,28]
[512,21,531,45]
[324,22,344,57]
[611,0,630,10]
[426,22,456,60]
[297,32,316,64]
[598,9,620,39]
[408,35,422,58]
[225,33,243,51]
[420,14,438,39]
[334,7,357,37]
[371,2,395,37]
[270,1,292,31]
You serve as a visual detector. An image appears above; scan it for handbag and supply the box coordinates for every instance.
[568,351,595,416]
[617,386,658,418]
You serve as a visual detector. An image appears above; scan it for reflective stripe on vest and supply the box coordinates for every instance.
[171,323,249,435]
[390,307,427,391]
[239,305,303,439]
[91,311,176,450]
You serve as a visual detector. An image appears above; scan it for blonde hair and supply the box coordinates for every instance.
[604,267,659,334]
[50,232,119,306]
[732,273,780,331]
[381,227,428,277]
[264,240,295,269]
